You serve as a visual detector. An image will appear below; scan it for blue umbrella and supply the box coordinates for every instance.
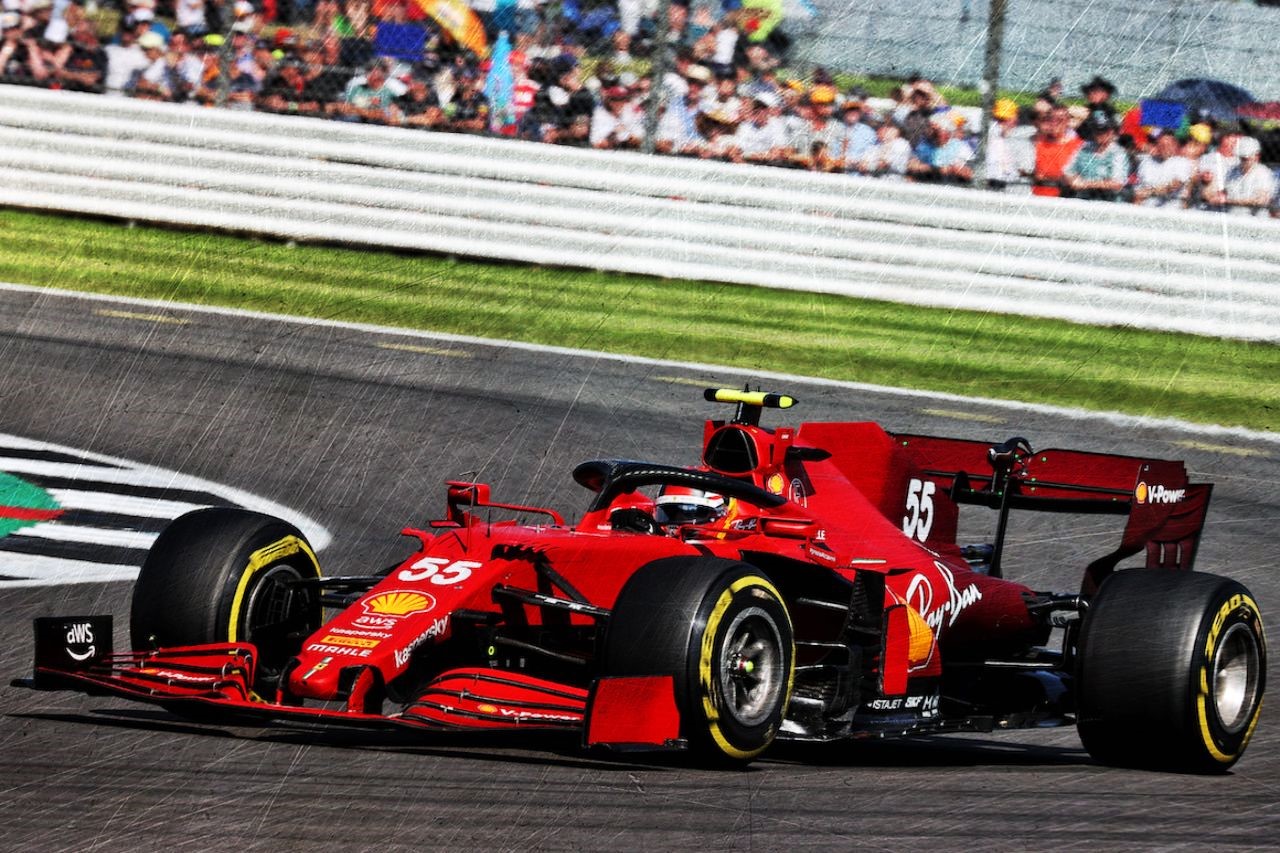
[1153,78,1256,123]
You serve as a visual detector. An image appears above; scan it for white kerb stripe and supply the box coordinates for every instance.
[13,522,158,550]
[47,489,208,519]
[0,552,139,586]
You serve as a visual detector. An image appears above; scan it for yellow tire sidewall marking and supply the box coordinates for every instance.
[697,574,794,760]
[227,535,320,643]
[1196,593,1265,763]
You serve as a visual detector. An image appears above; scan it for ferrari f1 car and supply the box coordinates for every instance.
[17,389,1267,771]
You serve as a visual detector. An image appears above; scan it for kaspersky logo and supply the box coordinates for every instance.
[362,590,436,618]
[1135,481,1186,505]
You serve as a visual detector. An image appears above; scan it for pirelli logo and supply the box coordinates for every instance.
[320,634,380,650]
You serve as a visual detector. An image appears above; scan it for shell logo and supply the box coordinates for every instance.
[477,704,499,714]
[362,590,435,617]
[1135,481,1149,504]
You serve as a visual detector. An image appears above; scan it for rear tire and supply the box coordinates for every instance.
[1076,570,1266,773]
[131,507,322,700]
[603,556,794,763]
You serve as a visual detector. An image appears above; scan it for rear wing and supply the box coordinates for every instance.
[894,434,1212,593]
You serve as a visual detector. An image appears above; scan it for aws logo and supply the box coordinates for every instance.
[1135,481,1186,505]
[361,590,436,617]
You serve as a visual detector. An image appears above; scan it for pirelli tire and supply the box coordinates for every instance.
[130,507,323,700]
[1076,569,1266,773]
[603,556,795,764]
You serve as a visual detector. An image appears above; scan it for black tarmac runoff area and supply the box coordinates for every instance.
[0,285,1276,851]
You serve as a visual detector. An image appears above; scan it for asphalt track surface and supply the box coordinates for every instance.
[0,285,1276,851]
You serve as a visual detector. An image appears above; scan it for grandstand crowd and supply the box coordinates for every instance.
[3,0,1278,216]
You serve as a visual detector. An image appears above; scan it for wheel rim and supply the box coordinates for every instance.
[243,563,316,680]
[717,606,785,728]
[1211,621,1262,734]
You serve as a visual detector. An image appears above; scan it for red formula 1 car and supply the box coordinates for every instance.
[16,389,1267,771]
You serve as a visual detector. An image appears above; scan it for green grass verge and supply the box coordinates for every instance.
[2,208,1277,433]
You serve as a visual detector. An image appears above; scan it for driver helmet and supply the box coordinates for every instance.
[655,485,726,527]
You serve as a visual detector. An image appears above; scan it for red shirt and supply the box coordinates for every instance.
[1033,136,1084,196]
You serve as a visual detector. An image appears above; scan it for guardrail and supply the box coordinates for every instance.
[2,84,1278,342]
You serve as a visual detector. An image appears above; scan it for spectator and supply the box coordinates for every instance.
[899,84,940,148]
[1077,75,1117,141]
[700,64,742,125]
[985,97,1029,190]
[1187,128,1238,211]
[1216,136,1275,216]
[258,55,324,114]
[733,89,789,166]
[131,31,193,101]
[1031,104,1082,197]
[788,84,842,171]
[49,19,106,93]
[908,113,974,184]
[694,106,740,161]
[1064,115,1128,200]
[837,95,877,173]
[343,60,400,123]
[399,70,443,128]
[654,64,709,155]
[443,67,491,133]
[102,25,148,95]
[863,121,912,179]
[0,10,43,85]
[1132,130,1192,207]
[590,84,643,149]
[174,0,210,37]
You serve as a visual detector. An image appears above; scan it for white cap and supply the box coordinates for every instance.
[1237,136,1262,158]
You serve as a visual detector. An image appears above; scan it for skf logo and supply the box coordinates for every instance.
[362,590,435,617]
[1135,481,1186,505]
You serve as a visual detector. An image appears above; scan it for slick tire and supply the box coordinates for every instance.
[1076,570,1266,773]
[131,507,322,699]
[603,556,794,764]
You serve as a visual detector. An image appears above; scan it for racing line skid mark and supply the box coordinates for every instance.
[377,342,473,358]
[917,408,1006,425]
[92,308,191,325]
[1173,439,1270,459]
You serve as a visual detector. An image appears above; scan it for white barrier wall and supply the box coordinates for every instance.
[2,85,1278,342]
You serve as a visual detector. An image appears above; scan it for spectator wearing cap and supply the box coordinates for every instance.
[398,71,443,128]
[985,97,1030,190]
[258,54,324,115]
[590,83,643,149]
[1064,115,1128,201]
[1188,129,1239,211]
[863,121,912,180]
[443,67,491,134]
[1031,104,1083,197]
[0,9,46,85]
[907,112,974,184]
[1078,75,1117,142]
[836,95,877,172]
[694,105,741,161]
[121,0,171,43]
[133,31,200,101]
[655,64,710,156]
[1216,136,1275,216]
[788,83,843,170]
[898,84,941,149]
[342,60,400,123]
[102,23,148,94]
[1132,130,1192,207]
[48,18,106,92]
[733,89,789,166]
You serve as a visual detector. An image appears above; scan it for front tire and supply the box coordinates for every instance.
[603,556,795,763]
[131,507,323,700]
[1076,570,1266,773]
